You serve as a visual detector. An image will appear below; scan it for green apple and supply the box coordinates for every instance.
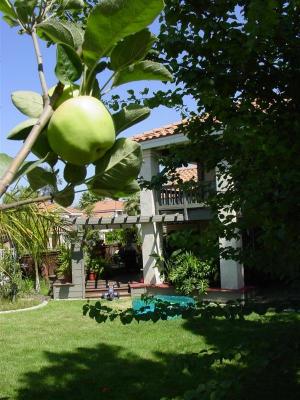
[47,96,115,166]
[48,84,80,109]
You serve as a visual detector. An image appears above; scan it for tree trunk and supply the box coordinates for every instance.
[34,258,40,293]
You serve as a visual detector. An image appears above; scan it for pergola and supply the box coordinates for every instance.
[53,213,184,300]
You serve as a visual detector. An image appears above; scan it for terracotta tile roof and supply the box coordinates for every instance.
[91,199,124,216]
[176,166,198,182]
[132,121,184,143]
[38,202,82,215]
[131,114,224,143]
[166,166,198,185]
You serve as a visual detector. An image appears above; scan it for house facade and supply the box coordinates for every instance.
[53,121,244,299]
[132,122,244,291]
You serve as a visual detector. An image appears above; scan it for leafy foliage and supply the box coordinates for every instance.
[167,228,219,265]
[37,18,84,50]
[55,43,83,84]
[149,0,300,280]
[89,138,142,198]
[0,187,67,291]
[112,60,173,87]
[112,105,150,135]
[1,0,171,206]
[0,250,21,301]
[56,244,72,280]
[11,91,43,118]
[167,251,215,295]
[78,190,103,211]
[110,28,155,71]
[82,0,164,66]
[124,193,140,216]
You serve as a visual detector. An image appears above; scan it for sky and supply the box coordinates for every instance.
[0,18,183,158]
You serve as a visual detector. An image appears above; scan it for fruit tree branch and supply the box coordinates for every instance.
[31,27,49,103]
[0,84,64,200]
[0,195,52,211]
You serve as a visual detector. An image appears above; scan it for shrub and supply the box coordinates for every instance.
[18,277,35,296]
[88,257,107,276]
[168,251,216,295]
[56,244,72,280]
[0,250,22,301]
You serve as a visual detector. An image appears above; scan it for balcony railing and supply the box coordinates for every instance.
[156,181,216,211]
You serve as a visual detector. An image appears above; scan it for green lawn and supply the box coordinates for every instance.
[0,299,299,400]
[0,297,41,311]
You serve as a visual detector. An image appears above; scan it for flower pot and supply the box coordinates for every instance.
[88,272,96,281]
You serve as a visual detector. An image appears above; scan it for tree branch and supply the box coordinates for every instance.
[31,27,49,103]
[0,83,64,199]
[0,195,52,211]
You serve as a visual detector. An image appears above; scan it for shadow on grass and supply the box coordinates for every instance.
[15,314,300,400]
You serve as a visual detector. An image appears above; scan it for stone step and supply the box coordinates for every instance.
[85,288,130,299]
[86,287,130,293]
[86,280,129,289]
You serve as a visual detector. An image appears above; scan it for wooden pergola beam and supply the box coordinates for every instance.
[72,213,185,227]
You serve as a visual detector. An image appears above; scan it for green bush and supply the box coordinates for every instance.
[0,250,22,301]
[167,228,219,264]
[168,251,216,295]
[88,258,107,276]
[39,278,50,296]
[56,244,72,279]
[18,277,35,296]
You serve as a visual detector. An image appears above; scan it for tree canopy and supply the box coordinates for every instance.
[151,0,300,280]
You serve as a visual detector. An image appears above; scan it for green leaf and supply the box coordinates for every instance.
[7,115,53,161]
[14,155,49,182]
[0,153,13,178]
[11,91,43,118]
[14,0,37,23]
[7,118,37,140]
[90,138,142,195]
[90,179,140,199]
[63,163,87,184]
[54,186,75,207]
[61,0,84,10]
[113,60,173,87]
[27,167,56,191]
[55,43,83,84]
[83,0,164,67]
[112,180,140,198]
[37,18,84,50]
[113,105,150,135]
[31,130,52,159]
[110,29,155,71]
[0,0,17,19]
[2,15,18,26]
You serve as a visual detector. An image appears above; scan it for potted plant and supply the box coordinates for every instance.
[88,258,106,281]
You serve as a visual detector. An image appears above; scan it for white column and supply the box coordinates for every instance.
[140,149,163,284]
[219,235,244,290]
[216,169,244,290]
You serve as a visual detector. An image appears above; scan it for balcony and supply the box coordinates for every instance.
[155,181,216,219]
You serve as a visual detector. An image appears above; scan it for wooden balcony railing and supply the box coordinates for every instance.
[156,181,216,211]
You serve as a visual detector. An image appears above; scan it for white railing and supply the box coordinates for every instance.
[157,181,216,208]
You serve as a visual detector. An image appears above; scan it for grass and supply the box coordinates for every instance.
[0,299,299,400]
[0,297,42,311]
